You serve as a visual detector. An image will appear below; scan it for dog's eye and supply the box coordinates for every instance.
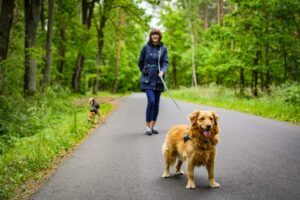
[210,117,213,120]
[200,117,204,120]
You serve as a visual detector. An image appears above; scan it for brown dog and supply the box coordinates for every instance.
[162,110,220,189]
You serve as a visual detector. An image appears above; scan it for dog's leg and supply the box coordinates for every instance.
[206,159,220,188]
[162,147,172,178]
[88,112,93,123]
[175,160,184,175]
[162,159,171,178]
[186,160,196,189]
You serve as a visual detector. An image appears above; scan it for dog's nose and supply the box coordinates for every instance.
[206,124,211,129]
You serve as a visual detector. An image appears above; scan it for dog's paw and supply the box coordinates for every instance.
[175,171,184,175]
[186,181,196,189]
[209,181,220,188]
[162,172,170,178]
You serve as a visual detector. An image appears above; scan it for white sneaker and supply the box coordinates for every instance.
[151,127,159,134]
[145,126,152,135]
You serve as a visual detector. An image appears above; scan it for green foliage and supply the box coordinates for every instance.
[1,0,299,197]
[168,86,300,124]
[161,0,299,92]
[278,82,300,104]
[91,1,148,93]
[0,90,115,199]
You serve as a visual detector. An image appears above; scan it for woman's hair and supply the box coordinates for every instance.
[149,28,162,43]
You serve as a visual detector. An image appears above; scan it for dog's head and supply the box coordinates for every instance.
[89,98,95,105]
[189,110,218,138]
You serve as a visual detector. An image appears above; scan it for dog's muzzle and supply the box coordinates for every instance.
[203,125,212,138]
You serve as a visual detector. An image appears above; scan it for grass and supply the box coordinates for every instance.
[0,90,121,200]
[166,86,300,125]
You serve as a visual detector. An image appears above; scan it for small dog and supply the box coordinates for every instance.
[88,98,100,123]
[162,110,220,189]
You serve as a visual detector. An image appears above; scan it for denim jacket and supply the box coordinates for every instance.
[138,41,168,91]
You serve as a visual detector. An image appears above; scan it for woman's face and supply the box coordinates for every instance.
[151,34,160,43]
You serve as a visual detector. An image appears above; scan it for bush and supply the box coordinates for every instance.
[280,82,300,105]
[0,89,115,199]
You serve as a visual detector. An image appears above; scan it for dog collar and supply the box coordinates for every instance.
[183,134,190,143]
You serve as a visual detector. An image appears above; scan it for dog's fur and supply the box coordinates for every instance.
[88,111,96,122]
[88,98,100,123]
[162,110,220,189]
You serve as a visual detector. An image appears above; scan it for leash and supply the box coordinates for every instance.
[158,47,190,123]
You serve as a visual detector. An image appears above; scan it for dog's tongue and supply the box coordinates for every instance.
[203,130,211,137]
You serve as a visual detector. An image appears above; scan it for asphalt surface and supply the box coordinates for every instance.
[32,93,300,200]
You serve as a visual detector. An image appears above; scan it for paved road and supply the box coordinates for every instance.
[32,93,300,200]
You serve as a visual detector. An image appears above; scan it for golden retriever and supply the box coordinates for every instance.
[162,110,220,189]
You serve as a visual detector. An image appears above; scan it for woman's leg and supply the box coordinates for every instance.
[145,89,155,125]
[150,90,161,131]
[151,90,161,124]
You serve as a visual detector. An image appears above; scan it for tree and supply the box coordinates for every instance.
[72,0,96,92]
[56,14,66,83]
[24,0,41,96]
[94,0,114,94]
[216,0,223,26]
[112,8,124,93]
[0,0,15,93]
[160,6,188,89]
[42,0,54,91]
[182,0,198,87]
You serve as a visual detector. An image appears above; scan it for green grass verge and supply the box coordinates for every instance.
[165,86,300,125]
[0,91,118,200]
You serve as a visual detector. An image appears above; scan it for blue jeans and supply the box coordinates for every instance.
[145,89,162,122]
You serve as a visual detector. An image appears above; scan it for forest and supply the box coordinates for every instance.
[0,0,299,96]
[0,0,299,199]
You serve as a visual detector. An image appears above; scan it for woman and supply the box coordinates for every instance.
[138,28,168,135]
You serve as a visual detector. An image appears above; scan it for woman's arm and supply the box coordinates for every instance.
[138,45,146,72]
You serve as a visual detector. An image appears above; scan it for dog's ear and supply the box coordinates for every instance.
[189,110,200,126]
[211,111,218,125]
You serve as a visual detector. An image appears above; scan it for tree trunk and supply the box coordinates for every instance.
[72,0,95,92]
[282,41,288,80]
[94,15,106,94]
[203,5,208,30]
[172,56,178,89]
[40,0,45,31]
[94,0,113,94]
[265,45,270,94]
[183,0,198,87]
[217,0,224,26]
[190,26,197,87]
[0,0,2,14]
[0,0,15,94]
[291,54,297,81]
[260,71,264,92]
[112,8,124,94]
[252,51,260,97]
[240,67,244,94]
[72,53,85,92]
[56,18,66,83]
[252,70,258,97]
[24,0,41,96]
[42,0,54,91]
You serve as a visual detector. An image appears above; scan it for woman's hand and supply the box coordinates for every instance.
[158,71,164,77]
